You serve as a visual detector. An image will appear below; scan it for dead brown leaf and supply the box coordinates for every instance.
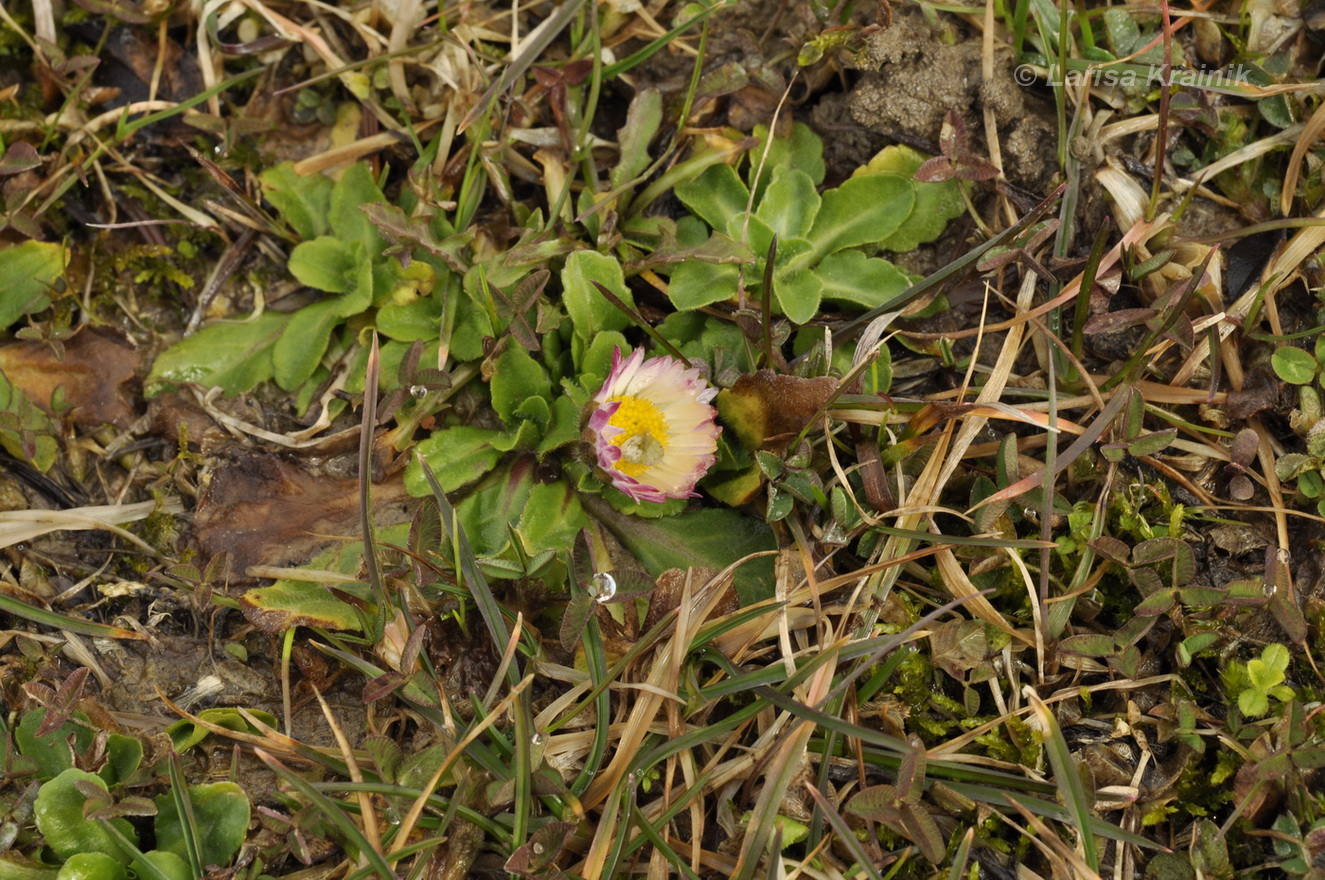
[717,370,838,452]
[193,451,411,577]
[0,328,140,427]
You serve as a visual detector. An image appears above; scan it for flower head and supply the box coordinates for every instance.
[586,348,720,503]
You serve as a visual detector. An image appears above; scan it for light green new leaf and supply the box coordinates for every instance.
[166,708,280,753]
[239,579,363,632]
[518,480,587,558]
[666,258,739,311]
[857,145,967,252]
[1246,657,1284,692]
[377,291,443,341]
[674,163,750,232]
[1262,642,1291,671]
[808,174,915,260]
[0,240,65,329]
[147,312,291,396]
[260,162,333,240]
[453,458,537,564]
[726,213,778,266]
[562,250,635,340]
[579,330,629,382]
[330,162,389,256]
[406,426,511,495]
[611,89,663,192]
[583,495,776,603]
[154,782,251,869]
[750,122,825,194]
[817,251,914,309]
[773,266,825,325]
[272,299,341,391]
[55,852,126,880]
[16,709,91,782]
[1238,689,1269,717]
[537,394,584,455]
[276,245,373,390]
[1272,347,1318,385]
[491,345,552,427]
[134,852,191,880]
[287,237,365,294]
[756,167,820,241]
[34,769,138,860]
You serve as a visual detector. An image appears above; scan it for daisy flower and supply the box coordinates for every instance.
[585,348,721,503]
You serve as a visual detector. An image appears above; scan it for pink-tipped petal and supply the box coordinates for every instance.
[586,347,721,502]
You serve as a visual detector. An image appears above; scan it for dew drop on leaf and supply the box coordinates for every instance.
[588,572,617,603]
[821,522,848,546]
[410,385,428,399]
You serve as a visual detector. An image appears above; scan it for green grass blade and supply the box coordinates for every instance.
[600,3,724,79]
[416,456,517,689]
[0,592,148,640]
[165,753,204,875]
[309,782,508,841]
[840,183,1066,335]
[458,0,589,133]
[805,782,884,880]
[629,801,704,880]
[99,820,179,880]
[108,66,263,150]
[948,827,975,880]
[255,748,399,879]
[358,333,386,643]
[1028,691,1098,871]
[569,614,613,797]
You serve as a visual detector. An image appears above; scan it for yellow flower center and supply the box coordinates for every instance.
[608,395,669,476]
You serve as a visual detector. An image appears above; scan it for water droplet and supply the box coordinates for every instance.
[821,522,848,546]
[588,572,617,603]
[531,732,545,746]
[532,842,545,855]
[409,384,428,399]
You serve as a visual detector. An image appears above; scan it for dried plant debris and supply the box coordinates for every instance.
[4,0,1325,877]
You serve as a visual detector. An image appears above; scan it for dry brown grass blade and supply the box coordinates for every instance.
[291,122,443,176]
[1173,203,1325,549]
[582,567,736,811]
[935,548,1033,645]
[1281,100,1325,217]
[0,498,183,552]
[979,0,1015,226]
[934,272,1034,491]
[999,800,1106,880]
[309,684,382,861]
[930,674,1180,758]
[971,389,1128,514]
[390,673,535,857]
[152,692,313,761]
[729,655,838,879]
[907,217,1162,345]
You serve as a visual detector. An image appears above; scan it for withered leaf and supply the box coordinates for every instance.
[195,451,410,577]
[1225,370,1280,420]
[717,371,838,452]
[928,619,989,681]
[0,328,140,427]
